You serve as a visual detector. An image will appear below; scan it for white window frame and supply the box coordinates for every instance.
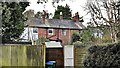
[33,28,38,34]
[62,29,66,36]
[48,29,54,35]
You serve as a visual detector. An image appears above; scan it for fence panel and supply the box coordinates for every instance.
[17,46,27,66]
[0,46,2,66]
[11,46,18,66]
[2,46,11,66]
[74,46,88,67]
[0,45,45,67]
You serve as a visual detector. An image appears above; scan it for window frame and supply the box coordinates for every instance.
[62,29,66,36]
[48,29,54,35]
[33,28,38,34]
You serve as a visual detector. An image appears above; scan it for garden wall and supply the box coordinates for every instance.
[0,45,45,67]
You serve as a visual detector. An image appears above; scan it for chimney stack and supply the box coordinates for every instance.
[42,10,49,23]
[76,12,79,21]
[72,12,80,22]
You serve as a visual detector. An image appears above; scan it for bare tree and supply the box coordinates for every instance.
[24,9,35,18]
[85,0,120,43]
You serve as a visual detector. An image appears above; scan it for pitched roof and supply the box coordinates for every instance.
[25,17,86,29]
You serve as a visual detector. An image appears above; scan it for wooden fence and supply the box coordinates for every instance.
[74,45,89,67]
[0,45,45,67]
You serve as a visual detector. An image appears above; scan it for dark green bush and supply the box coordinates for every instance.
[83,43,120,67]
[71,32,80,44]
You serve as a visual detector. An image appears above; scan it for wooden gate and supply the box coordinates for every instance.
[46,48,64,68]
[64,45,74,67]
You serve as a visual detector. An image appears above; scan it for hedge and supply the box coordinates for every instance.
[83,43,120,67]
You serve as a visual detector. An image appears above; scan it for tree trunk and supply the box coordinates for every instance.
[111,26,118,43]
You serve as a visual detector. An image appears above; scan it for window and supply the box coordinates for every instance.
[48,29,53,35]
[33,28,38,33]
[62,29,66,35]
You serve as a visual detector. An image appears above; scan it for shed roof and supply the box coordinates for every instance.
[25,17,86,29]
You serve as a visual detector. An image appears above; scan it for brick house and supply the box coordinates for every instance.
[22,12,85,45]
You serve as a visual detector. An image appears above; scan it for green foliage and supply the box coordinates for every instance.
[53,4,72,20]
[71,29,93,44]
[80,29,93,43]
[102,36,112,43]
[36,37,48,45]
[73,41,82,46]
[84,43,120,67]
[71,32,80,44]
[2,2,29,42]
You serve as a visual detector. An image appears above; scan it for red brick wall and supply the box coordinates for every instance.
[38,28,79,45]
[38,28,47,38]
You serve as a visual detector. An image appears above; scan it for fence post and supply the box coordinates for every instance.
[43,44,46,67]
[0,46,2,66]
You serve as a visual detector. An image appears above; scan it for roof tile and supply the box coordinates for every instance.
[26,17,86,29]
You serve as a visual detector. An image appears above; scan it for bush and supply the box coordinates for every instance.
[80,29,93,43]
[71,32,80,44]
[73,41,94,48]
[83,43,120,67]
[36,37,46,45]
[73,41,86,48]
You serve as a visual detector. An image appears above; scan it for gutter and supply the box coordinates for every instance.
[27,26,83,30]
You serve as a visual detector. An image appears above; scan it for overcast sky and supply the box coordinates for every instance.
[25,0,91,26]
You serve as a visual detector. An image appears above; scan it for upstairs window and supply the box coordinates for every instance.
[33,28,38,33]
[62,29,66,35]
[48,29,53,35]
